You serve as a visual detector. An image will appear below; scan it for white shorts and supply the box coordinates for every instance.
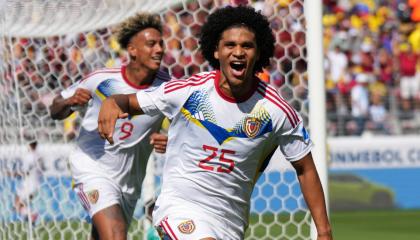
[73,178,137,225]
[69,146,148,225]
[155,214,219,240]
[153,200,242,240]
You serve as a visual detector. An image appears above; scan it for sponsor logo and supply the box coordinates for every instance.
[86,190,99,204]
[178,220,195,234]
[244,117,261,138]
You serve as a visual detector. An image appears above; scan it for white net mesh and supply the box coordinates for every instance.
[1,0,184,37]
[0,0,312,239]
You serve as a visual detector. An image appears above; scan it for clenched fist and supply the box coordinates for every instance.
[66,88,92,107]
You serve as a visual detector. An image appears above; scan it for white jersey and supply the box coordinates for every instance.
[62,66,169,207]
[137,70,313,238]
[61,66,169,158]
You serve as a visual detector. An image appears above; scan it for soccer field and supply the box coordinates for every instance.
[246,209,420,239]
[330,210,420,240]
[3,209,419,239]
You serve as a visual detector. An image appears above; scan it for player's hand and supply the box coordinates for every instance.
[317,231,333,240]
[98,98,129,144]
[66,88,92,107]
[150,133,168,153]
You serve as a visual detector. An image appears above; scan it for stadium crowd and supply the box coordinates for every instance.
[323,0,419,136]
[1,0,419,142]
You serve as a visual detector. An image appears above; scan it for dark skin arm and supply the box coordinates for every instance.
[50,88,91,120]
[98,93,142,144]
[291,153,333,240]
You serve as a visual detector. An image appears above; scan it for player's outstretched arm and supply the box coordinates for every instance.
[50,88,91,120]
[291,153,333,240]
[98,93,143,144]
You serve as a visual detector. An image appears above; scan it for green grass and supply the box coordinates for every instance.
[3,210,419,239]
[2,220,91,240]
[330,209,420,240]
[245,210,420,239]
[245,211,311,239]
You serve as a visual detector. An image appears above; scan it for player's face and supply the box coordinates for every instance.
[214,26,259,88]
[128,28,164,71]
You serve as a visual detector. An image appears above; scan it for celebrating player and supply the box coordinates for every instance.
[50,13,169,240]
[98,6,332,240]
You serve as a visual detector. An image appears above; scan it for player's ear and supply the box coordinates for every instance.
[214,47,219,60]
[127,43,137,61]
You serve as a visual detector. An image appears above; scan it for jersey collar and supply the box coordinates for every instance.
[214,70,259,103]
[121,65,153,90]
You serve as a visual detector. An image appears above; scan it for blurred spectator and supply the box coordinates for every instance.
[396,42,419,110]
[375,48,394,86]
[349,73,369,135]
[408,23,420,52]
[326,45,348,85]
[367,92,391,134]
[409,0,420,21]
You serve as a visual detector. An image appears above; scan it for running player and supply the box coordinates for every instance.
[98,6,332,240]
[49,13,169,240]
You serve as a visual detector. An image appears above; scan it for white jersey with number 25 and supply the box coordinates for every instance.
[137,70,313,239]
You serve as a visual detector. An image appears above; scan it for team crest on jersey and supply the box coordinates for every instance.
[178,220,195,234]
[182,90,272,144]
[243,117,261,138]
[86,190,99,204]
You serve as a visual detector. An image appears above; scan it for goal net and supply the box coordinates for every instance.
[0,0,314,239]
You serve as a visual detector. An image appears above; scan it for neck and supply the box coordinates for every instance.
[218,73,256,101]
[125,64,155,86]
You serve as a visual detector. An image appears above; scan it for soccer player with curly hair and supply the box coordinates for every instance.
[50,13,169,240]
[98,6,332,240]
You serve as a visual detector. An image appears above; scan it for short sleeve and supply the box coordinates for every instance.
[276,115,313,162]
[136,80,191,119]
[60,79,90,99]
[60,81,80,99]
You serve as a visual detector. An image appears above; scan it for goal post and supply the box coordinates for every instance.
[305,0,329,239]
[0,1,328,239]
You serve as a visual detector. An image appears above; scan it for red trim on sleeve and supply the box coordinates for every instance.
[256,82,300,128]
[164,72,214,94]
[260,82,299,124]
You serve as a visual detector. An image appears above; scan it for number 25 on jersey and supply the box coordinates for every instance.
[199,145,235,173]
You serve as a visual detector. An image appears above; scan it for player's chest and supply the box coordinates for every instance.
[179,90,274,146]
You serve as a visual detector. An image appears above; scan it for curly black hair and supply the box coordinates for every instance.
[116,13,162,50]
[199,6,275,73]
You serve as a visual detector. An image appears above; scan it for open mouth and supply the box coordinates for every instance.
[151,55,163,62]
[230,61,246,77]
